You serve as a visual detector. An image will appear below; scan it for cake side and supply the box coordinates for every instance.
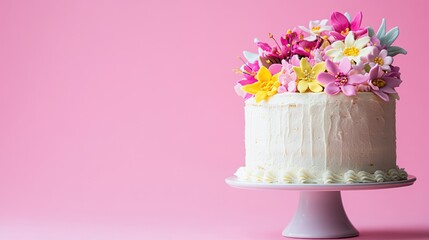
[235,92,407,183]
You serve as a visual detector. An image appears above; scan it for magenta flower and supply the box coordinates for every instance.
[330,12,367,40]
[317,58,368,96]
[368,65,402,101]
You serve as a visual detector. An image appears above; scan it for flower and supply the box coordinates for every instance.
[325,32,372,63]
[330,11,367,40]
[367,48,393,71]
[368,19,407,56]
[299,19,332,41]
[278,59,297,93]
[293,58,326,93]
[242,66,281,102]
[367,65,402,101]
[317,58,368,96]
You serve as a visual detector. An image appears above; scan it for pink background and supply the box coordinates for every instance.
[0,0,428,239]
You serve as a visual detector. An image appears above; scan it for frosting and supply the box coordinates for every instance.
[235,166,407,184]
[237,92,407,184]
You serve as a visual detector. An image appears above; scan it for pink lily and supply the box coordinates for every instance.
[330,12,367,40]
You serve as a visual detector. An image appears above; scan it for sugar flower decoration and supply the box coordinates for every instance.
[317,58,368,96]
[325,32,372,63]
[233,11,406,102]
[367,48,393,71]
[330,11,367,40]
[278,59,298,93]
[293,58,326,93]
[242,66,281,103]
[299,19,332,41]
[368,19,407,57]
[368,65,402,101]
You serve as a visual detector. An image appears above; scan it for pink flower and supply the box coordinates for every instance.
[278,60,297,93]
[330,12,367,40]
[317,58,368,96]
[368,65,402,101]
[367,48,393,71]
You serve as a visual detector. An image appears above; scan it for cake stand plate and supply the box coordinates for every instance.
[225,175,416,239]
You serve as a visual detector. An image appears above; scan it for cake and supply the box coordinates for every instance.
[233,12,408,183]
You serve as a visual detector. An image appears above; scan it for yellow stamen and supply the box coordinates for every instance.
[374,57,384,66]
[341,28,350,36]
[311,26,321,32]
[372,79,386,88]
[344,47,359,57]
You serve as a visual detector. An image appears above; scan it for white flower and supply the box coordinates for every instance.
[325,32,373,63]
[299,19,332,41]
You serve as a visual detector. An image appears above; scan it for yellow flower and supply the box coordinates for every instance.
[293,58,326,93]
[242,66,280,103]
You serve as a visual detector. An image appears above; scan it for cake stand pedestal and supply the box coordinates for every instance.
[225,176,416,239]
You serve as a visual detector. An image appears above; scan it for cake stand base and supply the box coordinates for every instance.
[283,191,357,238]
[225,175,416,239]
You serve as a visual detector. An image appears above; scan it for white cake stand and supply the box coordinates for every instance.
[225,175,416,239]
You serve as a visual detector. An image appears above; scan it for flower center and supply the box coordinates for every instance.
[371,78,386,88]
[302,69,315,82]
[344,47,359,57]
[260,80,277,91]
[341,27,350,36]
[311,26,321,33]
[373,57,384,66]
[335,72,348,86]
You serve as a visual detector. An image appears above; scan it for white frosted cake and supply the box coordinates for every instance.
[232,11,408,183]
[234,92,407,183]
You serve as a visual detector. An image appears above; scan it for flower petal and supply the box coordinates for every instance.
[298,80,309,93]
[372,90,389,102]
[288,81,297,92]
[317,72,336,85]
[293,67,305,79]
[350,11,363,31]
[369,65,380,80]
[256,66,272,82]
[338,57,351,73]
[242,82,262,94]
[300,58,312,71]
[331,12,349,32]
[312,62,326,75]
[326,59,339,74]
[384,56,393,65]
[342,84,357,96]
[325,49,341,58]
[255,91,267,103]
[354,36,370,49]
[359,46,373,58]
[381,85,397,94]
[325,82,341,95]
[345,32,355,48]
[385,77,402,88]
[308,81,323,92]
[348,74,368,85]
[331,40,345,50]
[269,64,282,75]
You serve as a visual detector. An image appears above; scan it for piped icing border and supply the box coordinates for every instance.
[234,167,408,184]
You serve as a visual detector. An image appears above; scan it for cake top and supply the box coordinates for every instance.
[234,12,406,103]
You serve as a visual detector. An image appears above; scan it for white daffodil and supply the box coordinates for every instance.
[325,32,373,63]
[299,19,332,41]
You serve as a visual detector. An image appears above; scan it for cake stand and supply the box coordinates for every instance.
[225,175,416,239]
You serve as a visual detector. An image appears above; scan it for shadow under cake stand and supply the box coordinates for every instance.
[225,175,416,239]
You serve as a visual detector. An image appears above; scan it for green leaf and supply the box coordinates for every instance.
[387,46,407,56]
[382,27,399,46]
[376,18,386,39]
[368,27,375,37]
